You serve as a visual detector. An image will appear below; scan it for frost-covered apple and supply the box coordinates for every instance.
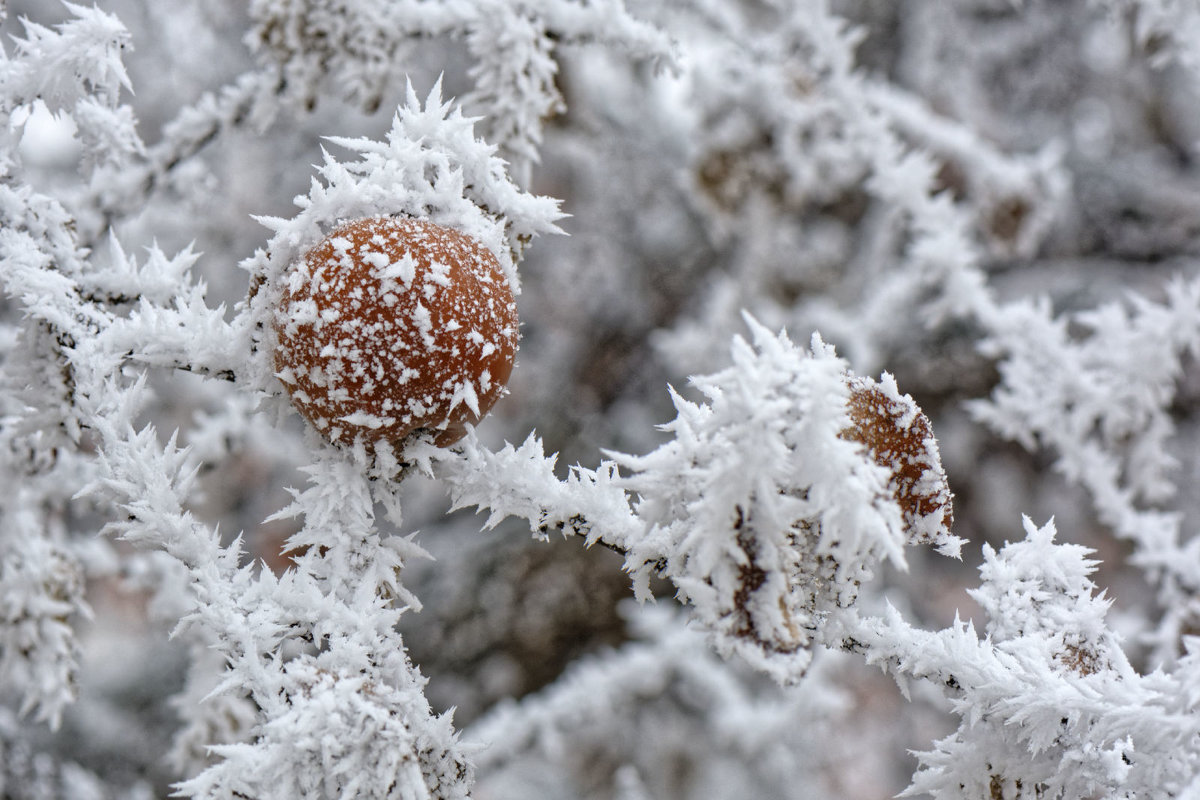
[272,216,518,448]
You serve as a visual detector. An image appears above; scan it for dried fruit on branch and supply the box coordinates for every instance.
[272,216,519,448]
[842,374,958,555]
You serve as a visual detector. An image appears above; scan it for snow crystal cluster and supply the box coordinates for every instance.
[6,1,1200,799]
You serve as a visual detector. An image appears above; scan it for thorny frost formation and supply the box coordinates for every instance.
[5,1,1200,799]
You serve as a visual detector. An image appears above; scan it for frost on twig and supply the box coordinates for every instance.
[0,508,89,728]
[462,0,678,183]
[0,3,131,111]
[839,517,1197,800]
[2,33,565,792]
[971,277,1200,662]
[435,317,959,682]
[248,0,676,180]
[0,705,149,800]
[78,403,473,798]
[0,3,143,177]
[0,167,473,792]
[612,322,909,680]
[0,8,124,720]
[655,0,1015,376]
[244,79,562,297]
[467,605,844,798]
[1090,0,1200,77]
[84,71,277,245]
[91,75,564,798]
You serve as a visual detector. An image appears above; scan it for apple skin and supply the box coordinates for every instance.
[273,216,518,448]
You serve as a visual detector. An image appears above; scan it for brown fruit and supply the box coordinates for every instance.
[842,375,954,546]
[272,216,518,448]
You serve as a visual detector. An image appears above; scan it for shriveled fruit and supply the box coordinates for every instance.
[272,216,518,448]
[842,374,955,549]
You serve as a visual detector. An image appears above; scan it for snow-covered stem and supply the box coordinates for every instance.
[466,605,844,797]
[82,70,279,246]
[829,519,1200,799]
[434,321,956,683]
